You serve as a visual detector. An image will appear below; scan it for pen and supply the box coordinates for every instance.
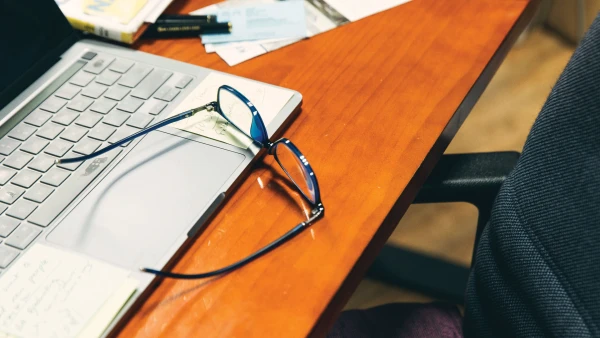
[156,14,217,24]
[143,22,232,39]
[155,18,219,26]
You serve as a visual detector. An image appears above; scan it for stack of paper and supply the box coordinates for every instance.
[194,0,411,66]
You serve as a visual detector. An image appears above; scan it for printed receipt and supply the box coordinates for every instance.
[169,72,295,149]
[0,244,137,338]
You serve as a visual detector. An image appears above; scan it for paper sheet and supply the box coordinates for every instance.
[200,1,307,44]
[194,0,345,66]
[325,0,411,22]
[194,0,411,66]
[77,278,138,338]
[0,244,137,338]
[169,72,295,148]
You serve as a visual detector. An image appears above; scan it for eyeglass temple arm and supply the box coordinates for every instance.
[140,209,324,279]
[56,103,217,165]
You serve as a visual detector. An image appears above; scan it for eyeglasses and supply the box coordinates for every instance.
[57,85,324,279]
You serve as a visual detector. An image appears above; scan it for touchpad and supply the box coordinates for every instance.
[47,131,245,269]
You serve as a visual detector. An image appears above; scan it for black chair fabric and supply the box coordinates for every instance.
[463,14,600,338]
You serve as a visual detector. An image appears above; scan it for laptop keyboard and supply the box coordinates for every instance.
[0,51,194,272]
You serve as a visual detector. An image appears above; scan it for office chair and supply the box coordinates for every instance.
[367,151,520,303]
[331,13,600,338]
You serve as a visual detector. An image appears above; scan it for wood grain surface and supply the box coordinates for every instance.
[115,0,537,336]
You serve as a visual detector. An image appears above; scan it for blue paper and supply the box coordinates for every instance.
[201,1,307,44]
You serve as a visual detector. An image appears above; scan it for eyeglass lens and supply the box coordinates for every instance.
[217,87,316,204]
[274,142,317,204]
[218,87,255,138]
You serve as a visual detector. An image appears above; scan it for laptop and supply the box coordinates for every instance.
[0,0,301,332]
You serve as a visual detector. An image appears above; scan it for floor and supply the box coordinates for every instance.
[344,27,575,310]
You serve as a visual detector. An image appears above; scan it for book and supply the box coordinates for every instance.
[57,0,174,44]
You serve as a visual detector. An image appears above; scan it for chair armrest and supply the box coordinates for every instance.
[414,151,520,206]
[367,152,519,302]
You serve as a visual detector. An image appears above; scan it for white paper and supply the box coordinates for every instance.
[196,0,343,65]
[0,244,133,338]
[216,44,268,66]
[170,72,295,148]
[204,37,293,54]
[77,278,138,338]
[193,0,411,65]
[324,0,411,22]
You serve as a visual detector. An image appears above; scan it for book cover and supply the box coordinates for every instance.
[57,0,173,44]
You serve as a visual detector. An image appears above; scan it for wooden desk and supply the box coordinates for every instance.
[117,0,538,336]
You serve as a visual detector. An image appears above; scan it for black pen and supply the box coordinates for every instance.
[143,22,232,39]
[156,14,218,24]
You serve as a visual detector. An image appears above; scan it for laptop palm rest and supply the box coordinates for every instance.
[46,131,245,269]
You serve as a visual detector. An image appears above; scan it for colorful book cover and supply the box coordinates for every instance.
[56,0,173,44]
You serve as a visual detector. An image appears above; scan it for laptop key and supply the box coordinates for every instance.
[96,70,121,86]
[116,96,144,113]
[57,151,84,171]
[131,69,172,100]
[0,245,19,268]
[126,114,154,129]
[76,112,103,128]
[104,86,130,101]
[28,155,56,173]
[0,185,25,204]
[5,223,41,250]
[138,100,167,116]
[119,64,152,87]
[37,123,64,140]
[109,59,134,73]
[24,109,52,127]
[24,183,54,203]
[108,126,137,146]
[81,82,108,99]
[73,138,102,155]
[0,167,17,185]
[103,110,130,127]
[40,168,70,187]
[0,138,20,156]
[69,71,95,87]
[0,204,7,215]
[0,217,19,238]
[90,97,117,114]
[21,137,49,155]
[174,75,193,89]
[29,148,122,228]
[66,95,94,112]
[11,170,42,189]
[60,125,88,143]
[83,55,115,75]
[7,124,36,141]
[6,200,38,220]
[54,83,81,100]
[154,85,180,102]
[52,108,80,126]
[88,124,116,141]
[3,152,34,170]
[81,51,97,60]
[44,139,73,157]
[39,96,67,113]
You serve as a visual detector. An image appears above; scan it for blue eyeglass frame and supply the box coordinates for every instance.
[215,85,322,206]
[57,85,325,280]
